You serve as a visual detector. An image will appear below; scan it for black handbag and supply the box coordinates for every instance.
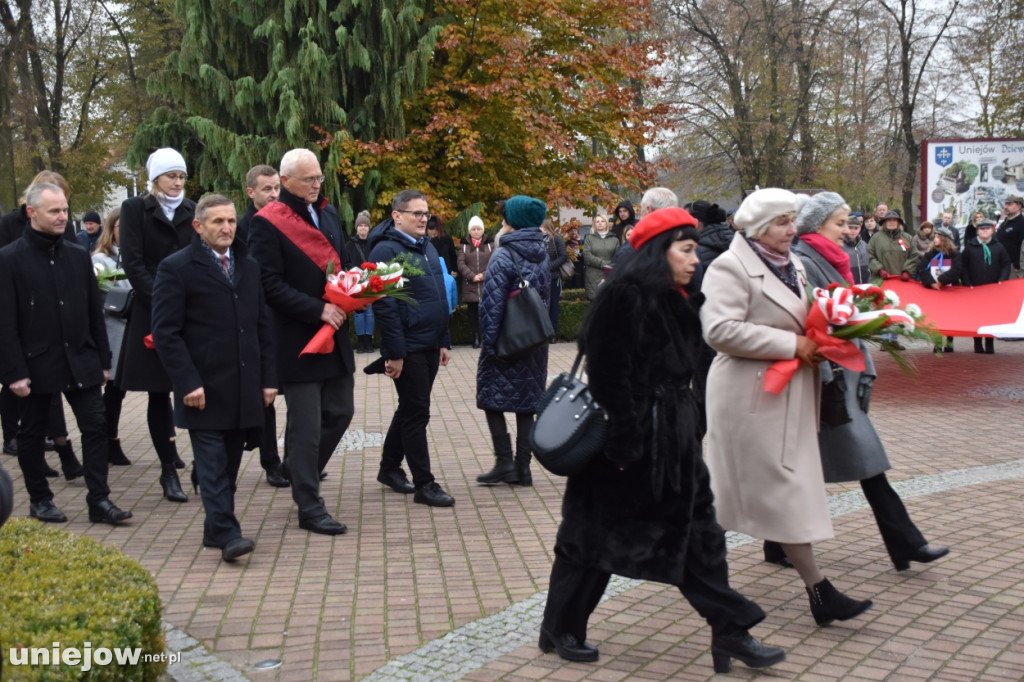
[529,349,607,476]
[820,365,852,428]
[495,252,555,361]
[103,287,135,320]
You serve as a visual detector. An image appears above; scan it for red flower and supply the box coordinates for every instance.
[361,262,377,271]
[369,275,384,293]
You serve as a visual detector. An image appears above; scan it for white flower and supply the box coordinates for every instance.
[93,263,103,275]
[905,303,922,318]
[884,290,900,306]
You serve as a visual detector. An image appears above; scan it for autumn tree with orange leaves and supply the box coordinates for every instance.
[335,0,670,232]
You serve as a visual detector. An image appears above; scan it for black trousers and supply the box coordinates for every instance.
[542,547,765,644]
[380,350,439,488]
[18,387,109,507]
[190,428,245,546]
[283,374,354,521]
[1,388,71,442]
[258,402,281,472]
[466,303,480,340]
[484,410,533,459]
[763,472,926,564]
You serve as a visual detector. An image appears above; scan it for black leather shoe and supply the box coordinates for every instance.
[414,481,455,507]
[88,499,133,525]
[107,438,132,466]
[222,537,255,562]
[711,627,786,673]
[30,500,67,523]
[299,514,347,535]
[266,464,291,488]
[2,439,16,455]
[538,629,599,662]
[43,461,59,478]
[160,464,188,503]
[320,470,328,480]
[894,544,950,571]
[377,468,415,494]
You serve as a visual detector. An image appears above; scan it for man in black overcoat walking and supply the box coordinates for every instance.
[0,183,131,524]
[152,194,277,561]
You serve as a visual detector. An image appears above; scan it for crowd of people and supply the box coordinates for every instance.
[0,156,973,673]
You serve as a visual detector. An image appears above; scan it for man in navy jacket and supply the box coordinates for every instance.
[152,194,277,561]
[369,189,454,507]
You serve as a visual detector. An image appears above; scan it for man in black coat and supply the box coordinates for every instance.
[152,195,277,561]
[249,148,354,536]
[236,164,287,488]
[368,189,454,507]
[0,183,131,525]
[996,195,1024,277]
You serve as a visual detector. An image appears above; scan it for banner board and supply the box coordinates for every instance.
[921,138,1024,227]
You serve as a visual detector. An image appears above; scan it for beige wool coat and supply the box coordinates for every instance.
[700,232,833,544]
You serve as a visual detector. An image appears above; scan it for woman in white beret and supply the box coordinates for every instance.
[700,188,874,627]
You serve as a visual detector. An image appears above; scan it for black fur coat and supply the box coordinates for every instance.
[554,277,727,585]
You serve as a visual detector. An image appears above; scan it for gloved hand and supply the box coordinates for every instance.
[857,375,874,413]
[900,271,911,281]
[878,269,890,279]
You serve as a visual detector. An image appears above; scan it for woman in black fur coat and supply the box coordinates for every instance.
[540,208,784,674]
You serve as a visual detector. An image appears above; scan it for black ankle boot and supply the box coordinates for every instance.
[107,438,132,466]
[538,628,598,662]
[762,540,792,567]
[55,442,83,481]
[160,462,188,502]
[169,438,185,469]
[477,434,518,484]
[514,453,533,486]
[806,578,873,626]
[711,626,786,673]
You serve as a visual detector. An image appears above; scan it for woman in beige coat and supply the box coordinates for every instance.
[700,188,874,627]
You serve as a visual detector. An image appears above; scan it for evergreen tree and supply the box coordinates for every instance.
[130,0,443,222]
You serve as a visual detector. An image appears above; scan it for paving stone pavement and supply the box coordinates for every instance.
[3,339,1023,681]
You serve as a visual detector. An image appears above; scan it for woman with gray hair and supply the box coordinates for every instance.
[701,188,874,627]
[759,192,949,572]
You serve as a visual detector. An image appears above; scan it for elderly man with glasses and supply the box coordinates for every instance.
[248,148,354,536]
[367,189,455,507]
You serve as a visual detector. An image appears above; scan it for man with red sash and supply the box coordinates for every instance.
[249,149,353,536]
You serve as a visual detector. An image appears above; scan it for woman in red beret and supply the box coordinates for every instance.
[540,208,784,674]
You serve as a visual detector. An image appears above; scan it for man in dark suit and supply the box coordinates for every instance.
[236,164,287,488]
[0,183,131,524]
[249,149,354,536]
[152,194,276,561]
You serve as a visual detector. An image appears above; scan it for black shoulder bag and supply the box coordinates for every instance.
[495,252,555,361]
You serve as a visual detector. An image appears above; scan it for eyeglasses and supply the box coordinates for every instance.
[396,210,431,221]
[163,173,187,182]
[297,175,325,185]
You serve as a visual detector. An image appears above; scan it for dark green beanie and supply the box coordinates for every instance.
[504,195,547,229]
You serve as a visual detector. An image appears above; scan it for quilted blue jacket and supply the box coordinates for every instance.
[476,228,550,412]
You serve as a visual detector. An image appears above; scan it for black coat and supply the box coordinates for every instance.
[475,228,549,413]
[0,227,110,393]
[152,235,276,430]
[346,235,372,268]
[236,201,257,245]
[248,187,354,383]
[996,213,1024,269]
[0,205,76,247]
[697,222,734,270]
[117,193,197,391]
[368,222,451,358]
[916,248,963,287]
[555,278,725,585]
[430,233,458,273]
[961,237,1011,286]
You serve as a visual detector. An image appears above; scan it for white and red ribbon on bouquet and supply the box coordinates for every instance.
[299,265,402,357]
[765,283,916,395]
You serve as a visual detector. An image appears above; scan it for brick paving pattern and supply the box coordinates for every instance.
[3,338,1023,681]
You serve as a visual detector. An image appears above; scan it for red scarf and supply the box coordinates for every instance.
[799,233,854,284]
[472,238,482,248]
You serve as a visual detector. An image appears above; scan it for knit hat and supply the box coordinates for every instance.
[935,225,955,241]
[686,200,727,225]
[146,148,187,182]
[468,216,485,231]
[733,188,807,239]
[795,191,847,235]
[881,210,905,228]
[629,207,698,250]
[503,195,547,229]
[82,210,102,224]
[354,210,371,227]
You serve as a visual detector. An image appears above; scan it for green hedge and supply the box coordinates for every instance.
[0,519,166,681]
[348,298,591,347]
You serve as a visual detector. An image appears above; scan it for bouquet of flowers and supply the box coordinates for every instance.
[93,263,127,292]
[765,283,941,394]
[300,254,423,356]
